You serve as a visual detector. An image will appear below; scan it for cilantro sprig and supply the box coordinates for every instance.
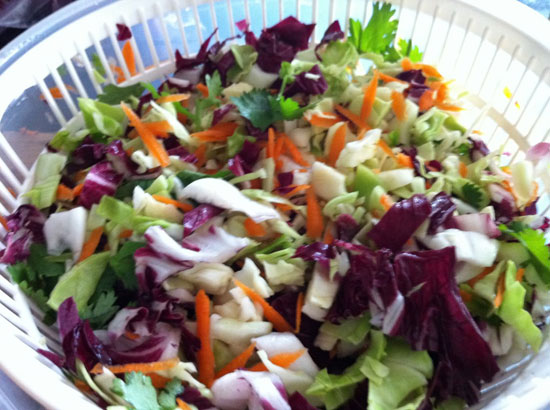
[111,372,183,410]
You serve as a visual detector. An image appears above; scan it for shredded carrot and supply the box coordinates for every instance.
[249,350,305,372]
[177,399,192,410]
[494,273,505,308]
[307,112,342,128]
[124,330,140,340]
[194,144,207,168]
[0,215,8,231]
[274,136,286,158]
[391,90,407,121]
[144,121,172,138]
[361,71,379,122]
[323,225,334,245]
[234,279,294,332]
[380,194,394,211]
[437,103,463,112]
[152,194,193,212]
[306,187,324,239]
[215,343,257,379]
[196,289,215,387]
[191,122,239,142]
[267,128,275,159]
[40,85,76,100]
[401,57,413,71]
[396,153,414,169]
[156,93,191,104]
[113,65,126,83]
[90,357,179,375]
[502,180,518,202]
[459,289,472,303]
[56,184,75,201]
[121,102,170,167]
[377,71,406,84]
[413,63,442,79]
[147,373,172,389]
[327,123,347,167]
[459,161,468,178]
[274,202,293,212]
[196,83,209,97]
[418,89,435,111]
[78,227,104,262]
[73,183,84,197]
[377,139,396,160]
[282,184,311,198]
[118,229,133,239]
[244,218,267,237]
[295,292,304,333]
[282,135,310,167]
[122,41,137,77]
[74,379,93,394]
[467,266,495,288]
[334,104,370,130]
[516,268,525,282]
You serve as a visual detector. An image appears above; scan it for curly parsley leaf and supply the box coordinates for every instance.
[97,83,145,104]
[348,2,398,56]
[500,223,550,284]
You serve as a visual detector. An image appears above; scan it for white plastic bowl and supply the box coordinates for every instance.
[0,0,549,409]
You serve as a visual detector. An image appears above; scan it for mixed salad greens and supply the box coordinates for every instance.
[2,3,550,409]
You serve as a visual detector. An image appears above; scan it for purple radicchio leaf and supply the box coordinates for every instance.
[0,205,45,264]
[335,214,360,242]
[284,65,328,97]
[428,192,456,234]
[212,104,235,126]
[175,29,218,72]
[183,204,224,236]
[116,23,132,41]
[314,20,345,59]
[105,140,139,177]
[294,242,336,269]
[289,392,319,410]
[367,194,432,252]
[79,161,123,209]
[66,136,106,174]
[469,137,490,161]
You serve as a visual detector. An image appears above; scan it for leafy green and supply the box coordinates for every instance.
[48,252,110,311]
[348,2,398,56]
[500,222,550,284]
[78,97,126,138]
[111,372,183,410]
[24,153,66,209]
[80,290,119,329]
[397,38,423,62]
[49,129,88,153]
[176,169,234,187]
[460,181,489,209]
[388,130,400,147]
[110,241,146,290]
[91,54,106,76]
[97,83,145,104]
[206,71,223,98]
[227,45,258,83]
[142,82,160,99]
[231,89,308,131]
[319,314,370,345]
[115,179,156,200]
[190,71,223,129]
[321,41,359,68]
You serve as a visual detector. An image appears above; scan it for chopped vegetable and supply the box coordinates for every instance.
[306,187,324,239]
[196,289,215,387]
[215,343,256,379]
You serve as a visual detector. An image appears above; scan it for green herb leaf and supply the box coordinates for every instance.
[157,379,184,409]
[97,83,145,104]
[110,241,146,291]
[176,169,234,187]
[115,179,156,200]
[111,372,160,410]
[91,54,106,76]
[206,71,223,98]
[80,290,119,329]
[397,39,423,63]
[388,130,400,147]
[461,182,485,209]
[348,2,398,55]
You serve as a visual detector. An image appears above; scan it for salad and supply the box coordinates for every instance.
[2,3,550,409]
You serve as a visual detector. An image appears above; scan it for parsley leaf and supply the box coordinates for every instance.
[112,372,160,410]
[110,241,146,291]
[348,2,398,55]
[231,89,308,131]
[206,71,222,98]
[397,39,423,63]
[97,83,145,104]
[80,290,119,329]
[158,379,184,409]
[460,182,488,209]
[500,223,550,284]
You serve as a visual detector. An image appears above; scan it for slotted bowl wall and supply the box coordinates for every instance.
[0,0,549,409]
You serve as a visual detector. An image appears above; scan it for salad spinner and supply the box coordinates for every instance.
[0,0,549,409]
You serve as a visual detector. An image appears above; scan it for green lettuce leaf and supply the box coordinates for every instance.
[228,45,258,83]
[319,313,371,345]
[322,41,359,67]
[78,98,126,137]
[97,83,145,104]
[24,152,67,209]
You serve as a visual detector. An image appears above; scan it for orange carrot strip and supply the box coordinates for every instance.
[401,57,413,71]
[248,350,305,372]
[194,144,207,168]
[0,215,8,231]
[124,331,140,340]
[196,83,209,97]
[323,224,334,245]
[274,203,293,212]
[435,83,448,105]
[113,65,126,83]
[282,184,311,198]
[267,128,275,159]
[396,153,414,169]
[122,41,137,76]
[327,123,347,167]
[191,122,239,142]
[244,218,267,237]
[73,183,84,197]
[152,194,193,212]
[74,379,93,394]
[144,121,172,138]
[177,399,192,410]
[234,280,294,332]
[380,194,393,211]
[90,357,179,375]
[391,90,407,121]
[494,273,505,308]
[56,184,75,201]
[436,103,463,112]
[334,104,370,130]
[274,136,286,158]
[414,63,442,78]
[121,102,170,167]
[418,89,435,111]
[148,373,172,389]
[377,71,407,84]
[156,93,191,104]
[377,139,396,160]
[282,135,309,167]
[196,289,215,387]
[516,268,525,282]
[361,71,379,122]
[467,266,495,288]
[306,187,324,239]
[215,343,257,379]
[295,293,304,334]
[118,229,134,239]
[248,362,269,372]
[459,161,468,178]
[78,227,104,262]
[307,113,342,128]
